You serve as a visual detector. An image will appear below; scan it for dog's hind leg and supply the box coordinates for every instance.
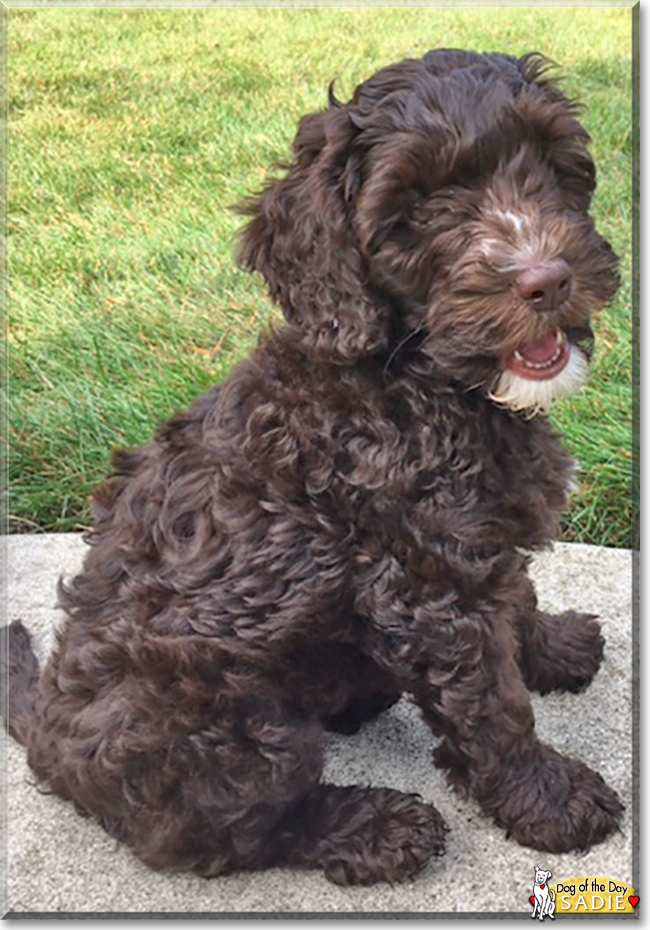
[513,571,604,695]
[101,705,445,886]
[273,783,447,885]
[146,740,447,885]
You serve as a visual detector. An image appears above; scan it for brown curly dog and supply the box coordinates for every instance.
[3,49,623,886]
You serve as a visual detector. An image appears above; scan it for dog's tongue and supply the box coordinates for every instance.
[519,331,560,364]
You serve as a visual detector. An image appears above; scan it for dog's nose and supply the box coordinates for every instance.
[516,260,572,311]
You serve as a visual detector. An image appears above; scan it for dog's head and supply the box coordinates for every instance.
[238,49,619,413]
[534,867,553,886]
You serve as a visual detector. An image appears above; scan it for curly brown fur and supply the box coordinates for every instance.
[3,49,623,885]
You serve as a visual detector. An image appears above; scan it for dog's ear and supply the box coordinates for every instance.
[237,105,391,362]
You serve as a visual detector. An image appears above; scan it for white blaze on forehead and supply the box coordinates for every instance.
[476,234,549,267]
[477,205,554,267]
[487,206,531,232]
[501,210,527,233]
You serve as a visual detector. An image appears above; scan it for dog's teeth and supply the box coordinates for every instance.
[520,344,563,370]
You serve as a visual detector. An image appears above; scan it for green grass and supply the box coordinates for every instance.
[7,8,634,546]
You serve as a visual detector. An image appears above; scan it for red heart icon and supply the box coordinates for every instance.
[529,896,535,905]
[629,896,639,908]
[540,884,545,889]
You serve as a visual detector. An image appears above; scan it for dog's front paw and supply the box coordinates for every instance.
[521,611,604,695]
[498,746,623,853]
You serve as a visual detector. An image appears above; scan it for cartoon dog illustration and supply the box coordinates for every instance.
[531,867,556,920]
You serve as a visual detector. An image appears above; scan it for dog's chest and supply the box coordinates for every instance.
[337,390,573,550]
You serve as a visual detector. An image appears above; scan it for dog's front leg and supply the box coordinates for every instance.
[360,583,622,853]
[421,618,622,852]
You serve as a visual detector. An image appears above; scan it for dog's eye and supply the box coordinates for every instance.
[390,219,413,237]
[553,163,596,211]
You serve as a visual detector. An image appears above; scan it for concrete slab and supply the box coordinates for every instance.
[2,534,636,917]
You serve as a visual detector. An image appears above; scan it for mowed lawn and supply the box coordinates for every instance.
[8,7,634,546]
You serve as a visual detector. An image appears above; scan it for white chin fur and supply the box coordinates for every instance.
[488,344,589,415]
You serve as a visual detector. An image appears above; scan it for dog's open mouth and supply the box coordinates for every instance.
[504,329,570,381]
